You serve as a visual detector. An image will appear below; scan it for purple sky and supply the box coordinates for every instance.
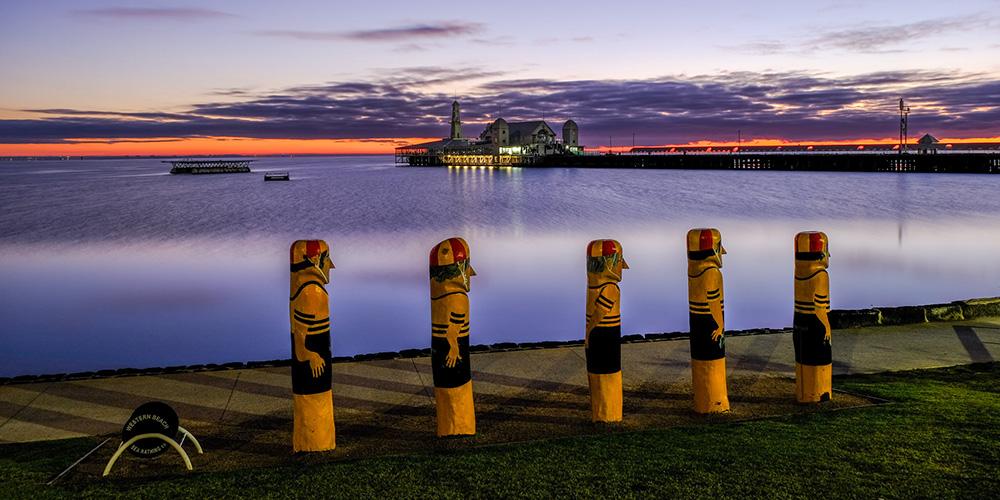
[1,1,998,151]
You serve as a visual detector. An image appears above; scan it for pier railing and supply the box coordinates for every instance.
[541,152,1000,173]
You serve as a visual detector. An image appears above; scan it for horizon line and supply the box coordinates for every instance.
[4,135,1000,158]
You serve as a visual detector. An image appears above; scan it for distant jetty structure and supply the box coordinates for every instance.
[396,102,1000,173]
[166,159,254,174]
[395,101,583,166]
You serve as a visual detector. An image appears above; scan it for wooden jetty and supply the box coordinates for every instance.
[539,152,1000,174]
[165,159,254,174]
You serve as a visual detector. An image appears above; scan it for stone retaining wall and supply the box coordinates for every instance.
[4,297,998,385]
[829,297,1000,329]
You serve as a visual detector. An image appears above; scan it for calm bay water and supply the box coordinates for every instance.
[2,155,999,377]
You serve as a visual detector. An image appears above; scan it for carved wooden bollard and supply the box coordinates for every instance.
[585,239,628,422]
[793,231,832,403]
[430,237,477,436]
[687,229,730,413]
[289,240,336,452]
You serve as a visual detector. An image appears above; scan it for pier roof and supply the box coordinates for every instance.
[397,138,475,151]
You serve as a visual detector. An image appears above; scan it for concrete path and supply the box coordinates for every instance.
[2,318,999,445]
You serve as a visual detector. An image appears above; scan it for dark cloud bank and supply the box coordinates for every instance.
[3,70,998,147]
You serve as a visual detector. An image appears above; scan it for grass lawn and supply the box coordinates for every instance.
[3,362,998,499]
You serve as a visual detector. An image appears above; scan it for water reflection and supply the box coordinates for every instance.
[3,158,1000,376]
[896,174,908,246]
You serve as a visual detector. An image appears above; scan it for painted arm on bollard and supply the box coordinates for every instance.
[814,270,831,341]
[585,284,617,349]
[292,288,327,378]
[704,269,725,342]
[442,292,466,368]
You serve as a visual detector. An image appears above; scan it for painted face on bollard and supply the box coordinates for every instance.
[794,231,829,269]
[687,228,725,269]
[316,249,334,283]
[588,239,627,283]
[608,252,628,281]
[430,237,474,292]
[459,260,477,292]
[290,240,334,283]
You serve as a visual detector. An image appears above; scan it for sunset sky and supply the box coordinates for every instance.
[1,0,998,156]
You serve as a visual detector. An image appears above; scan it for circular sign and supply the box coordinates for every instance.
[121,401,179,458]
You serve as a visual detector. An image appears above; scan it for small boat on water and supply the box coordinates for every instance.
[165,159,254,174]
[264,172,290,181]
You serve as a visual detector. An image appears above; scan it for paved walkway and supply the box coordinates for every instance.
[2,318,999,446]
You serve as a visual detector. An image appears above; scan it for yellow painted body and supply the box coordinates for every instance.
[431,290,470,370]
[585,275,622,334]
[434,383,476,436]
[687,229,730,414]
[289,240,335,452]
[293,393,336,452]
[429,238,476,436]
[691,359,729,413]
[795,363,832,403]
[794,232,832,403]
[587,372,623,422]
[585,240,628,423]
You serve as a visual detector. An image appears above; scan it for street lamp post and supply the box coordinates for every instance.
[899,99,910,154]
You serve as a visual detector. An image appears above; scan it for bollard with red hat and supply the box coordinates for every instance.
[429,237,477,436]
[686,228,730,414]
[793,231,832,403]
[289,239,336,452]
[585,239,628,422]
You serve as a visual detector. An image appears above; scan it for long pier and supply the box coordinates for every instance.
[165,159,254,174]
[540,152,1000,173]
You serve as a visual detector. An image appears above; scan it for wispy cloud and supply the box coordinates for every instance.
[729,15,992,55]
[808,16,988,53]
[3,70,997,146]
[73,7,238,22]
[257,21,484,43]
[345,22,483,41]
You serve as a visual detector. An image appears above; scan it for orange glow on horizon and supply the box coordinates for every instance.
[4,135,999,157]
[0,137,442,157]
[631,136,1000,150]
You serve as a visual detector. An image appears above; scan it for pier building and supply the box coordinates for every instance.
[395,101,584,166]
